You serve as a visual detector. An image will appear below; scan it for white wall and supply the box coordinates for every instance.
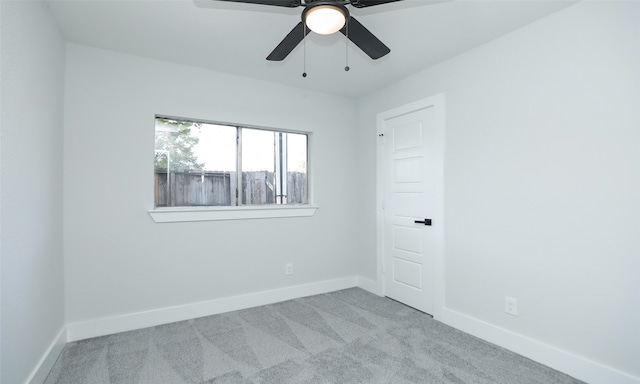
[63,45,359,329]
[357,1,639,382]
[0,1,66,383]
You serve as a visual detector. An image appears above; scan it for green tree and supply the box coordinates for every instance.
[154,118,205,171]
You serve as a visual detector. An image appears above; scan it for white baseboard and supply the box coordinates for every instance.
[26,282,639,384]
[25,327,67,384]
[441,307,639,384]
[66,276,358,342]
[356,275,380,295]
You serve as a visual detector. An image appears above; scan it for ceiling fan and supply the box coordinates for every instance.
[214,0,401,61]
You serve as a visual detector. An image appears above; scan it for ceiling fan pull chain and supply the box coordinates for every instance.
[302,23,308,78]
[345,22,350,72]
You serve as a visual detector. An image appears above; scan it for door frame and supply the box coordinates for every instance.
[375,94,446,320]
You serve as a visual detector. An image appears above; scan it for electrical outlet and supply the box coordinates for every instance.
[285,263,293,276]
[505,296,518,316]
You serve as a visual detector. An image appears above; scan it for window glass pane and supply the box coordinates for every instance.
[154,117,308,208]
[197,123,237,173]
[287,133,308,204]
[241,128,276,205]
[154,118,236,207]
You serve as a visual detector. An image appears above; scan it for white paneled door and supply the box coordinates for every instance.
[380,95,444,315]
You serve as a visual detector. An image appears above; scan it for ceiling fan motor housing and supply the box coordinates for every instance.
[302,1,350,34]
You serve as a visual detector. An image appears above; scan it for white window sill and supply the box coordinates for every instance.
[148,205,318,223]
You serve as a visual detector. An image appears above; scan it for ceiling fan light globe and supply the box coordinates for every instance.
[305,5,346,35]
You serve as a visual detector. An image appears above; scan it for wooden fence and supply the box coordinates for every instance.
[154,170,307,207]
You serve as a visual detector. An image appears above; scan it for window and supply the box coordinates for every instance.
[153,117,308,209]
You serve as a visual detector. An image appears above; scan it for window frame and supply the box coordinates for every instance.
[149,115,317,223]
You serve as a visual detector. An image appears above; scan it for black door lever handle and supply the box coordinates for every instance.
[414,219,432,226]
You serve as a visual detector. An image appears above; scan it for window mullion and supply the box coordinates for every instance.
[274,132,284,204]
[236,127,242,206]
[280,133,288,205]
[274,132,279,204]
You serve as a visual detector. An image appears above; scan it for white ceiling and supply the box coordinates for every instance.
[46,0,575,98]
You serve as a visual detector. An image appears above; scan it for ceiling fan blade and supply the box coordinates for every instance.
[340,17,390,60]
[267,22,310,61]
[213,0,300,7]
[349,0,402,8]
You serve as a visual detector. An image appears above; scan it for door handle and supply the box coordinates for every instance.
[414,219,432,226]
